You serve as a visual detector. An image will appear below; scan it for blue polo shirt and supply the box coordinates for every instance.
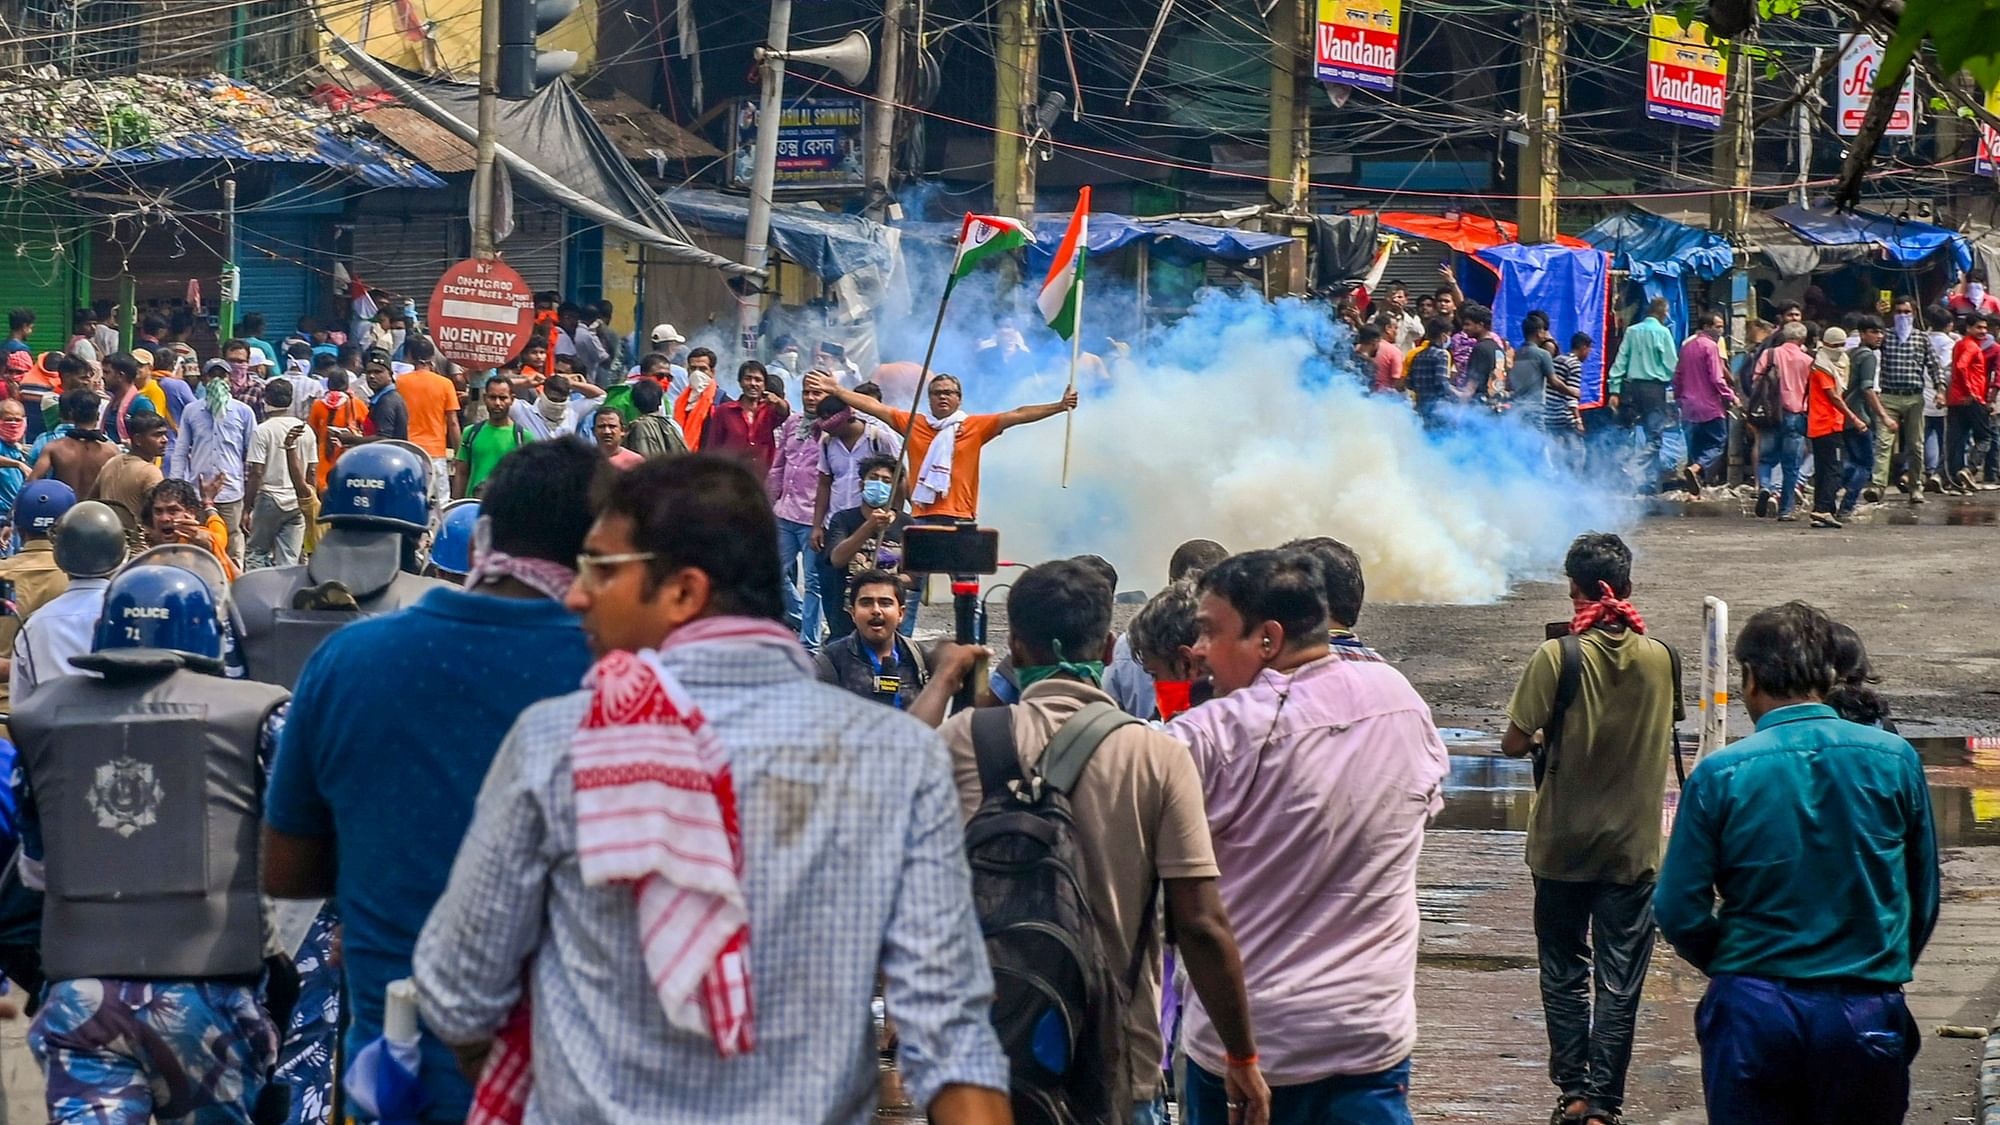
[1655,703,1939,985]
[265,586,594,1121]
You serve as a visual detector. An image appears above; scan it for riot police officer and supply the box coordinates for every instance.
[13,501,128,702]
[15,561,291,1125]
[230,441,449,686]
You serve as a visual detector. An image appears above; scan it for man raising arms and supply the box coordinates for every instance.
[807,371,1075,522]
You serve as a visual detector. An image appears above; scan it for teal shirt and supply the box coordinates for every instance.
[1606,316,1677,392]
[1655,703,1939,985]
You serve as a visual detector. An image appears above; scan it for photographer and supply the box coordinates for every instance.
[1500,533,1679,1125]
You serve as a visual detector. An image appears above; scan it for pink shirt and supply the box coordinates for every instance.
[605,446,644,471]
[1168,647,1447,1085]
[1756,340,1814,415]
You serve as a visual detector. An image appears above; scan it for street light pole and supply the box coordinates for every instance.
[739,0,794,354]
[472,0,501,256]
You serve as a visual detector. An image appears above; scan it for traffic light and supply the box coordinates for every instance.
[498,0,578,99]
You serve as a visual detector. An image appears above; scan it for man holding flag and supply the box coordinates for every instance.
[805,201,1086,521]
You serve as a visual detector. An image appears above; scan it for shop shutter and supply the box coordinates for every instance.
[496,203,566,293]
[238,216,321,341]
[349,213,466,305]
[0,186,86,352]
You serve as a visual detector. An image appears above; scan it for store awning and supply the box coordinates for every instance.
[660,188,895,283]
[897,211,1293,271]
[1770,203,1973,271]
[1579,209,1733,282]
[1369,211,1592,255]
[0,74,444,188]
[1632,200,1850,279]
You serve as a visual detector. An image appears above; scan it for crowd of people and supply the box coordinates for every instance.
[1341,269,2000,526]
[0,282,1947,1125]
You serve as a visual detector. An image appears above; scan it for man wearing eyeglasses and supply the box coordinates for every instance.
[414,453,1010,1124]
[261,439,602,1125]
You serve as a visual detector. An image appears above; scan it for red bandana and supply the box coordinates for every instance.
[1570,581,1646,635]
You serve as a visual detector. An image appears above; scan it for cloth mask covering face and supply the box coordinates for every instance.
[0,419,26,443]
[860,479,893,508]
[1893,313,1915,341]
[1153,680,1194,721]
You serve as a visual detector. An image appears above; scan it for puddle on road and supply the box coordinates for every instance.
[1437,735,2000,847]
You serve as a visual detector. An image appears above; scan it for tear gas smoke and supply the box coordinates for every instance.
[898,287,1638,604]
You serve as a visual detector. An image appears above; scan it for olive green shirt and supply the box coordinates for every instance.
[1507,628,1678,884]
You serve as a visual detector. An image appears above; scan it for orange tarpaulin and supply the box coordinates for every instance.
[1360,210,1593,255]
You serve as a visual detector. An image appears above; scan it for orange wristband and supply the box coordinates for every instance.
[1225,1051,1258,1068]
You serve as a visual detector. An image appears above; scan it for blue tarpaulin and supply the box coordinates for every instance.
[1579,210,1732,282]
[897,213,1292,273]
[660,188,894,283]
[1475,242,1610,407]
[1770,204,1973,271]
[1580,209,1732,343]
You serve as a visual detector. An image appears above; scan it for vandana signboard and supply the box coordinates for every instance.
[1645,15,1726,131]
[1314,0,1402,93]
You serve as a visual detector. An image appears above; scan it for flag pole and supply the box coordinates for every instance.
[894,274,956,497]
[1059,263,1083,488]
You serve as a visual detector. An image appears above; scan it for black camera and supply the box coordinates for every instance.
[903,521,1001,576]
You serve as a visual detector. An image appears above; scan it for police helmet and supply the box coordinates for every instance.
[431,498,481,577]
[51,501,128,578]
[127,543,230,610]
[92,563,223,662]
[12,479,76,537]
[321,441,432,534]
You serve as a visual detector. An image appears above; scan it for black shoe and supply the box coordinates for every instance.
[1755,489,1773,517]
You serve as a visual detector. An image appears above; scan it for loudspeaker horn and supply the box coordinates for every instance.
[757,30,873,86]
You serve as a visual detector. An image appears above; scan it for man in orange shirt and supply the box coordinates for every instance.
[807,370,1076,522]
[395,335,461,507]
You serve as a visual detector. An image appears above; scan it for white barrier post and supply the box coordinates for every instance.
[1698,596,1729,758]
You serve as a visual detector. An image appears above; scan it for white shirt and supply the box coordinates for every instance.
[247,415,317,512]
[12,579,108,701]
[282,372,325,420]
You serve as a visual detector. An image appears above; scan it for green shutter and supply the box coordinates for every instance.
[0,186,85,356]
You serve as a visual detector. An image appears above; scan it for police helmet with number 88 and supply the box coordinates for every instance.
[92,563,223,662]
[321,441,433,534]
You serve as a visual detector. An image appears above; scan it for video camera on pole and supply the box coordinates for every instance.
[903,520,1000,710]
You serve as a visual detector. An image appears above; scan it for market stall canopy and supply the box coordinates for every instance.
[0,73,443,188]
[1579,209,1732,282]
[1631,200,1842,279]
[1369,211,1592,254]
[896,211,1292,273]
[660,188,895,284]
[1770,203,1972,272]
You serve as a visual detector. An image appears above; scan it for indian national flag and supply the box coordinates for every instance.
[1037,187,1090,340]
[950,213,1032,280]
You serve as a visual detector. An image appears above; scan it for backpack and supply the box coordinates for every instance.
[966,701,1146,1125]
[1744,350,1783,427]
[1537,632,1686,789]
[463,419,529,454]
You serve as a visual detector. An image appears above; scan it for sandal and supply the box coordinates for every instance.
[1550,1096,1590,1124]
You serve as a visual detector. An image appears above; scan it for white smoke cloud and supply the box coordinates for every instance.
[918,287,1637,604]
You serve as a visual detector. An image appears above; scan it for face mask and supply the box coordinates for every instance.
[691,371,713,394]
[860,479,894,508]
[228,361,250,381]
[538,396,568,422]
[390,329,407,350]
[1894,313,1915,339]
[202,377,232,415]
[814,407,855,436]
[1154,680,1194,721]
[0,419,25,443]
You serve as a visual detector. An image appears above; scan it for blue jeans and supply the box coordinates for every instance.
[1757,412,1809,515]
[1839,428,1875,511]
[1185,1058,1412,1125]
[775,518,823,648]
[1697,974,1916,1125]
[1682,416,1729,482]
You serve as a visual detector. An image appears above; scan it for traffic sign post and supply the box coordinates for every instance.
[428,257,533,370]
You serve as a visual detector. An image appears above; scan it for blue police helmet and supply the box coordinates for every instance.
[12,479,75,537]
[92,563,223,662]
[321,441,432,534]
[431,498,481,577]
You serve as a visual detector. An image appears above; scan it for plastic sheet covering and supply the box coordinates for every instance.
[1474,242,1611,407]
